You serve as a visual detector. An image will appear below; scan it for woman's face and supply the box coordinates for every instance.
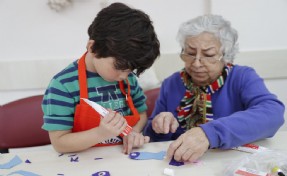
[181,32,225,86]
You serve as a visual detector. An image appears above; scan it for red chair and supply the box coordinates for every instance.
[144,87,160,117]
[0,95,50,153]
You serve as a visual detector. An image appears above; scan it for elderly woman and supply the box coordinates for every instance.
[143,14,285,162]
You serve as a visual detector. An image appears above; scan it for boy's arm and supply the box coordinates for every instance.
[132,111,148,133]
[49,110,127,153]
[49,128,106,153]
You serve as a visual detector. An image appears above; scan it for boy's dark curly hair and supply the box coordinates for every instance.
[88,2,160,76]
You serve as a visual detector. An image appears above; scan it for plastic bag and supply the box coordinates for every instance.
[223,150,287,176]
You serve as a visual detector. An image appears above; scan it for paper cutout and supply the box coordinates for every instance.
[7,170,40,176]
[129,151,166,160]
[92,171,111,176]
[65,154,79,162]
[94,158,103,160]
[169,157,202,166]
[70,157,79,162]
[169,157,184,166]
[25,159,31,164]
[68,154,77,157]
[0,155,22,169]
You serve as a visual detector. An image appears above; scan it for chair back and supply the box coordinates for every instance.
[144,87,160,117]
[0,95,50,152]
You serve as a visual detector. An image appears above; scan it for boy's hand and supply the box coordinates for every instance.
[122,131,150,154]
[152,112,179,134]
[97,110,127,140]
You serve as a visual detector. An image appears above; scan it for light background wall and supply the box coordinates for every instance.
[0,0,287,130]
[1,0,287,62]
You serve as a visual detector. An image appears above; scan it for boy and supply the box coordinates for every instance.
[42,2,160,154]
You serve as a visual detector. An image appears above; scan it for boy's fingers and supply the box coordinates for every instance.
[122,137,128,154]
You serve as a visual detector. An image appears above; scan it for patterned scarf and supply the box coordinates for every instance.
[177,64,233,130]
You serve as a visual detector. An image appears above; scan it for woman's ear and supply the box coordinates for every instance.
[86,40,95,53]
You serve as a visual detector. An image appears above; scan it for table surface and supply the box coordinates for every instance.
[1,131,287,176]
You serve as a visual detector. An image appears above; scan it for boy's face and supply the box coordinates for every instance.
[92,56,132,82]
[86,40,133,82]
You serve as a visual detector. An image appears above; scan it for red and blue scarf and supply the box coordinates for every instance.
[177,64,233,130]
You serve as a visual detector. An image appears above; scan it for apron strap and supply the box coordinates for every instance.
[78,52,138,116]
[119,80,138,116]
[78,52,89,101]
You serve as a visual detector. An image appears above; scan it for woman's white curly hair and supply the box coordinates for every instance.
[176,14,239,63]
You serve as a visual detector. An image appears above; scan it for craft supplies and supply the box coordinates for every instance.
[163,168,175,176]
[272,166,286,176]
[129,151,166,160]
[233,143,268,153]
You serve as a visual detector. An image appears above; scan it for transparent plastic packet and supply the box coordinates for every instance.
[222,149,287,176]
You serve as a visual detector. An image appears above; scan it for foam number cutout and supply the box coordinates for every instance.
[129,151,166,160]
[92,171,111,176]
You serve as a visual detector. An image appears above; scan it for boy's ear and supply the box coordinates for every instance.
[86,40,95,52]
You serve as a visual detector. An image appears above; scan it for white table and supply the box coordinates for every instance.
[1,131,287,176]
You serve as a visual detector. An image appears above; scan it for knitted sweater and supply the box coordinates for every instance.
[143,65,285,149]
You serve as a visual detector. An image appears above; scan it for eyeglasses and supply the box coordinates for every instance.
[180,53,223,64]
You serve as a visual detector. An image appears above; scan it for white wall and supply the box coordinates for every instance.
[0,0,287,128]
[212,0,287,51]
[0,0,204,61]
[2,0,287,61]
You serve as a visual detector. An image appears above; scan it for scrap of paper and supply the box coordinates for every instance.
[129,151,166,160]
[169,157,184,166]
[0,155,22,169]
[7,170,40,176]
[66,154,79,162]
[92,171,111,176]
[232,143,268,153]
[70,157,79,162]
[94,158,103,160]
[169,157,202,166]
[25,159,31,164]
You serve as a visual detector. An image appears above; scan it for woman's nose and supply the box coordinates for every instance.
[192,55,202,67]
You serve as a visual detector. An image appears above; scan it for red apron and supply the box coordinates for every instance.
[72,52,140,146]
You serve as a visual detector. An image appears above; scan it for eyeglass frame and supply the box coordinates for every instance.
[180,51,223,64]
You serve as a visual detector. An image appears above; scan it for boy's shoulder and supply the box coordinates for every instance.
[127,73,139,85]
[53,60,78,80]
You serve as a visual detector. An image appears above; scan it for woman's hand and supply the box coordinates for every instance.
[152,112,179,134]
[122,131,150,154]
[166,127,209,162]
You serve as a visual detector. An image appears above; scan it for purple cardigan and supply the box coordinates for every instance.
[143,65,285,149]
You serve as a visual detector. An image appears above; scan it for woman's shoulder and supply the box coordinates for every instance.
[161,71,185,91]
[229,64,261,84]
[232,64,256,73]
[163,71,181,84]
